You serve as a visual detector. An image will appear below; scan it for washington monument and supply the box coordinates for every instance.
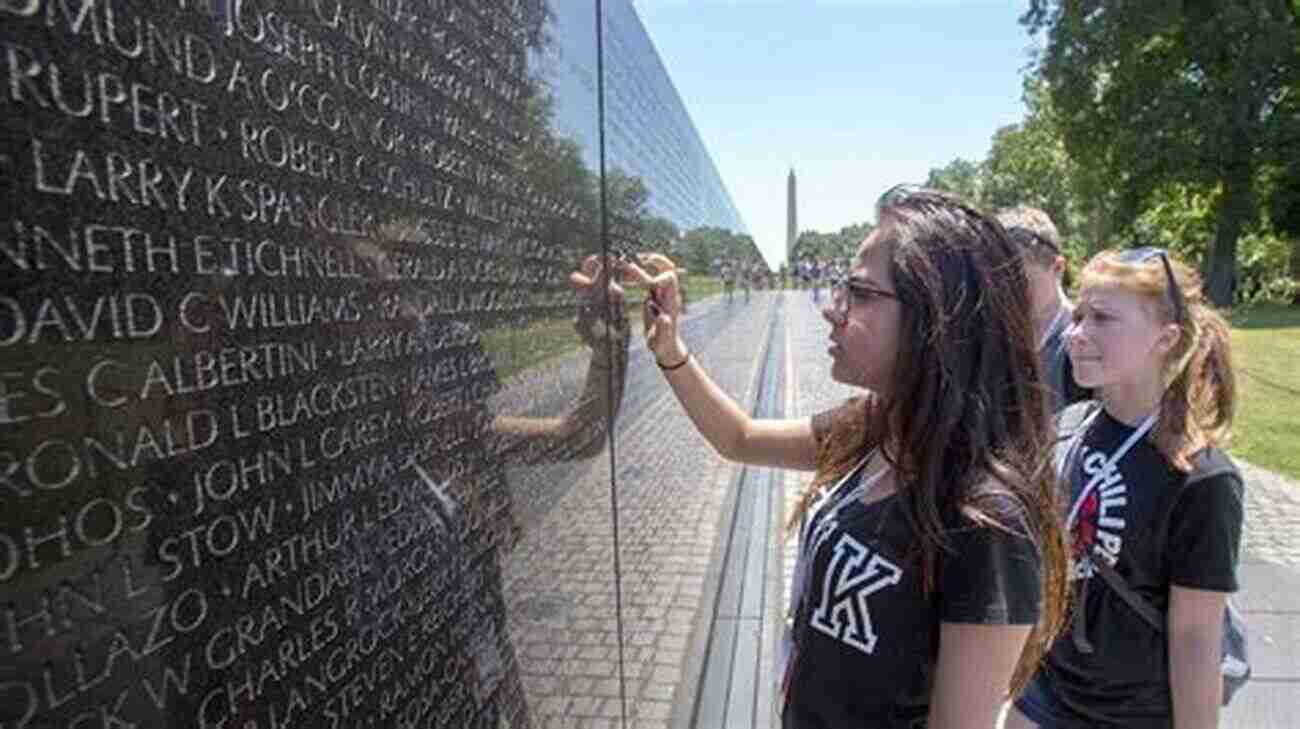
[786,168,797,261]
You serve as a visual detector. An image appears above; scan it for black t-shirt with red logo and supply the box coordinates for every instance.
[783,461,1042,729]
[1022,403,1244,728]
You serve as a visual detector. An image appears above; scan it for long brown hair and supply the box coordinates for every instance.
[1076,251,1236,471]
[792,190,1069,697]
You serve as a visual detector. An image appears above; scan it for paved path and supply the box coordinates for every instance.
[1224,460,1300,728]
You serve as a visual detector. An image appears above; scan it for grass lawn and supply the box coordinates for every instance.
[1228,304,1300,481]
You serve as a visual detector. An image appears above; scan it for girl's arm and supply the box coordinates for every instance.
[491,346,625,464]
[623,254,819,471]
[491,255,630,465]
[659,353,818,469]
[928,490,1044,729]
[1168,585,1227,729]
[927,623,1032,729]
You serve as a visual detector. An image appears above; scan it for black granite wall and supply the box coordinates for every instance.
[0,2,627,727]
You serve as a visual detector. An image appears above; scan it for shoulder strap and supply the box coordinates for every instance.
[1052,400,1098,475]
[1184,450,1242,488]
[1092,555,1165,633]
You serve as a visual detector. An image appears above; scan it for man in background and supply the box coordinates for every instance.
[996,206,1089,412]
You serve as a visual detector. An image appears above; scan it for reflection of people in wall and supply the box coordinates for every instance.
[342,224,631,728]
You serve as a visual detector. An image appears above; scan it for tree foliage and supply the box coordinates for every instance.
[790,222,873,264]
[672,226,761,272]
[924,158,984,203]
[1021,0,1300,305]
[981,80,1078,236]
[926,78,1098,258]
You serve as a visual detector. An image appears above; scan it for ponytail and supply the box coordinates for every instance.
[1154,302,1236,471]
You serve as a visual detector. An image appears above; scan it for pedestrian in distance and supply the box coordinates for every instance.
[995,206,1089,413]
[1006,247,1245,729]
[620,187,1069,729]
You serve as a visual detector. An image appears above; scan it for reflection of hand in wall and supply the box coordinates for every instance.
[490,253,630,464]
[619,252,687,368]
[570,253,629,366]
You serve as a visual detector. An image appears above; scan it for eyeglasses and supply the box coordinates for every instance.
[830,276,900,317]
[1007,227,1061,256]
[1117,247,1185,323]
[1029,231,1062,255]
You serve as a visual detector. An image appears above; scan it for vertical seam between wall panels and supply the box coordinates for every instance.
[595,2,631,727]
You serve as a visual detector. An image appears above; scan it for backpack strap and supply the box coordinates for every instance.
[1052,400,1101,477]
[1089,451,1241,636]
[1091,556,1164,633]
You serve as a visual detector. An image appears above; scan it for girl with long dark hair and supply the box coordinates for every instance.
[621,188,1068,728]
[1007,249,1243,729]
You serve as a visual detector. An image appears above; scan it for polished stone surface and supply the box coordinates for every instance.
[0,2,751,728]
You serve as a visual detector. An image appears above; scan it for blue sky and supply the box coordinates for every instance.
[631,1,1042,267]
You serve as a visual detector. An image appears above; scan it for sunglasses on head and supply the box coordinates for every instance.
[875,183,927,218]
[1118,246,1185,324]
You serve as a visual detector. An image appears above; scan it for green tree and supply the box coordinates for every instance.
[924,158,985,203]
[679,226,750,272]
[604,169,650,247]
[1022,0,1300,305]
[982,80,1078,237]
[513,91,598,255]
[638,215,680,251]
[791,222,872,263]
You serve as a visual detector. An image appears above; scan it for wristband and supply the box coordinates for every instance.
[657,352,691,371]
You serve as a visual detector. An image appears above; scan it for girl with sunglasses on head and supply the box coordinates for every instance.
[1007,249,1244,729]
[620,188,1068,729]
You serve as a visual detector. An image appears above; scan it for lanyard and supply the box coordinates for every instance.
[1061,407,1158,531]
[789,452,870,618]
[779,453,891,707]
[791,451,888,623]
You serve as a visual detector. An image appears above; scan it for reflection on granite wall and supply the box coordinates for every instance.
[0,1,603,727]
[0,1,747,728]
[542,0,747,236]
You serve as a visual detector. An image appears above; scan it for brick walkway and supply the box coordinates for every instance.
[1225,460,1300,728]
